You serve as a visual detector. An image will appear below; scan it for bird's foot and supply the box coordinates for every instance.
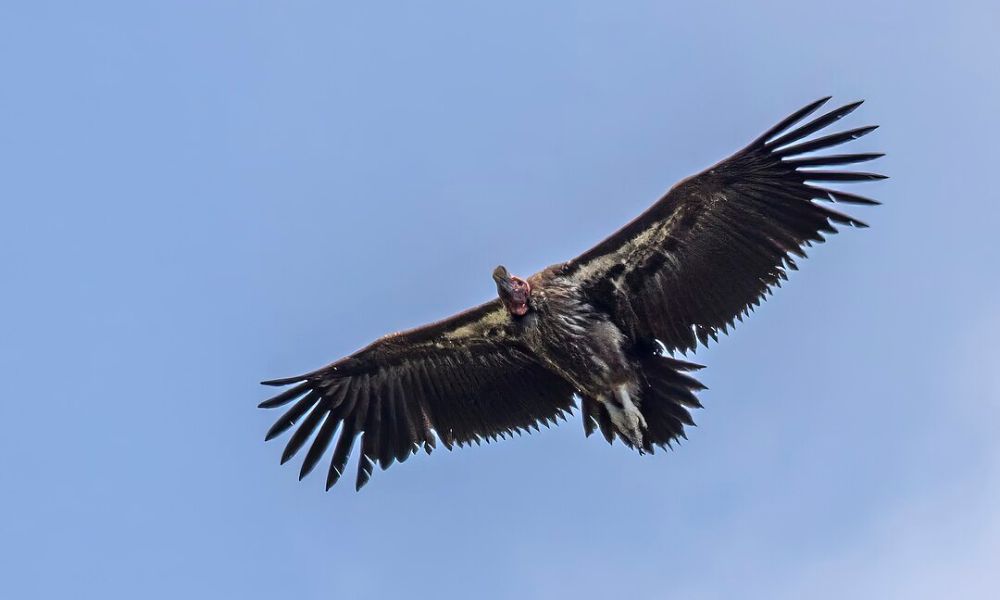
[603,384,647,450]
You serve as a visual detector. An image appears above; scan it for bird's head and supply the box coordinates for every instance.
[493,266,531,317]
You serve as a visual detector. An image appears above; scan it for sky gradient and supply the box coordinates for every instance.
[2,1,998,598]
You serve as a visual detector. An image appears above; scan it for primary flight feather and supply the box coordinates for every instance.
[259,97,885,490]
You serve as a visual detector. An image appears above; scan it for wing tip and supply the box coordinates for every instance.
[260,375,308,387]
[809,95,834,110]
[749,95,833,148]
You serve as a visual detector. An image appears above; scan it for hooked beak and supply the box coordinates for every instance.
[493,266,530,316]
[492,266,515,293]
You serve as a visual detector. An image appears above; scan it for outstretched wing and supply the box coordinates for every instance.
[564,97,885,352]
[259,300,575,490]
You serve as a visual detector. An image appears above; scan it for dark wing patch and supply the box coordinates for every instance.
[259,300,576,490]
[565,97,885,352]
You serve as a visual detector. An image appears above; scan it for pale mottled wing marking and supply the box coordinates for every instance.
[565,97,884,352]
[259,299,576,490]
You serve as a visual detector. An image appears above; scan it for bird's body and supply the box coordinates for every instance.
[520,267,630,400]
[259,97,885,490]
[515,267,648,446]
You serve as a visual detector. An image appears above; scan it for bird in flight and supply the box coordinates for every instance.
[259,97,884,490]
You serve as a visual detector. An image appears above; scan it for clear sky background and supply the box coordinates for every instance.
[2,2,998,598]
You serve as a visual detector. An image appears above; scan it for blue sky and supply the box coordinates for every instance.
[2,1,998,598]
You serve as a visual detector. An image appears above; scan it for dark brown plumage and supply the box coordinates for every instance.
[260,97,885,490]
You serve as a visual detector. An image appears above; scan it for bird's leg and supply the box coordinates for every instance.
[601,383,646,450]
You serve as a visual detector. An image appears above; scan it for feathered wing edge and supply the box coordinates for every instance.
[258,303,577,491]
[570,97,885,353]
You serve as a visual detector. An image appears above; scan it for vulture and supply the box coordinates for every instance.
[259,97,885,490]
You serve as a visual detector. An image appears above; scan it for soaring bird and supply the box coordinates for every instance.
[259,97,885,490]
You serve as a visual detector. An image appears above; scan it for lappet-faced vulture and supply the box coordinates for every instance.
[259,97,885,490]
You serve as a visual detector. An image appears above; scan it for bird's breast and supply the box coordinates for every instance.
[526,286,633,395]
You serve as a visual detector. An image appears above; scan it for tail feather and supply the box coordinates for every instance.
[581,395,617,445]
[579,356,706,452]
[638,355,707,451]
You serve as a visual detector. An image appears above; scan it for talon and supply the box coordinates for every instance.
[599,384,649,450]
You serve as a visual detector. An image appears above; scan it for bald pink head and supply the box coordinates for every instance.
[493,266,531,316]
